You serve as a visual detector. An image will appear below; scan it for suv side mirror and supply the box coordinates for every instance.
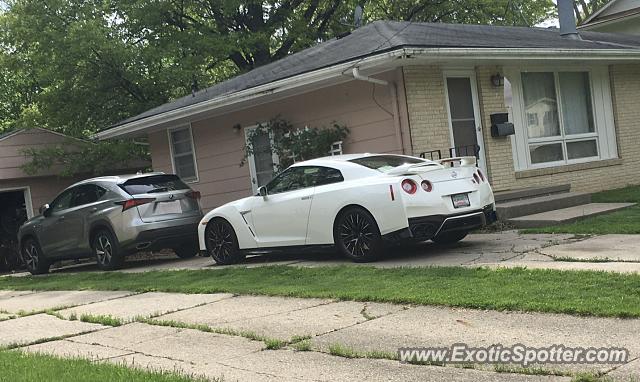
[39,204,50,217]
[258,186,268,199]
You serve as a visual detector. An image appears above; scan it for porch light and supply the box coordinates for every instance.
[490,73,504,87]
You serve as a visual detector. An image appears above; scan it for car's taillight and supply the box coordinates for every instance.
[401,179,417,194]
[421,180,433,192]
[186,190,201,200]
[477,169,486,183]
[117,198,155,212]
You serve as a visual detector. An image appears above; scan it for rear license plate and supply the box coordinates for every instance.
[451,193,471,209]
[155,200,182,214]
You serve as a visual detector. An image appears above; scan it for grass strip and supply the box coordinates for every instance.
[0,349,211,382]
[1,265,640,318]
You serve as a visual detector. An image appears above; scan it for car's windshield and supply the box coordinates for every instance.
[349,155,426,173]
[120,175,190,195]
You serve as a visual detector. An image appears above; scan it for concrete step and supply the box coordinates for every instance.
[496,192,591,220]
[493,184,571,203]
[508,203,636,228]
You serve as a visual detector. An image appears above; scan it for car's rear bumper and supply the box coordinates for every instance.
[121,223,199,253]
[383,204,496,242]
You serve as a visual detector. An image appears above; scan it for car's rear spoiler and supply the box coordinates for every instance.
[435,156,477,167]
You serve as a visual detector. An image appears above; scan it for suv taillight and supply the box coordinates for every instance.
[117,198,155,212]
[186,191,201,200]
[401,179,417,194]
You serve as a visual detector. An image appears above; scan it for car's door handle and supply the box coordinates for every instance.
[89,207,98,213]
[301,196,312,200]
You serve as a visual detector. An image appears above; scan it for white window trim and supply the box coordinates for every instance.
[505,65,618,171]
[244,124,279,193]
[167,124,199,183]
[0,186,34,219]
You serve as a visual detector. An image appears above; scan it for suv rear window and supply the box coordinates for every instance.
[120,175,190,195]
[349,155,425,173]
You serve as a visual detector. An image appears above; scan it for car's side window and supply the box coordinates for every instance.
[50,188,76,213]
[266,167,315,194]
[71,184,107,207]
[314,167,344,187]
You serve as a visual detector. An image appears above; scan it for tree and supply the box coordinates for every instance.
[572,0,609,24]
[0,0,555,176]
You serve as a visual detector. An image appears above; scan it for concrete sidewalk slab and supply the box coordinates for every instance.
[58,292,233,321]
[71,322,264,364]
[218,301,405,341]
[23,339,133,360]
[222,349,568,382]
[312,306,640,373]
[608,358,640,380]
[159,295,332,326]
[0,290,36,300]
[0,314,105,346]
[0,290,133,314]
[539,235,640,262]
[106,352,291,382]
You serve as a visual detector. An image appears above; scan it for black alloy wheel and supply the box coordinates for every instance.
[205,218,244,265]
[334,207,383,262]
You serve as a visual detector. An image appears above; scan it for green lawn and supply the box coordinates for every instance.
[521,185,640,234]
[0,350,208,382]
[1,265,639,318]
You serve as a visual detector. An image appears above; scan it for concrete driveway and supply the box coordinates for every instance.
[21,231,640,275]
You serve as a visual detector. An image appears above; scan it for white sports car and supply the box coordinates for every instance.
[198,154,496,264]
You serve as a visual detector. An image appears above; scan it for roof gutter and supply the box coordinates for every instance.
[96,47,640,140]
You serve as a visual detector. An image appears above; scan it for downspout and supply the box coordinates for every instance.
[351,67,404,153]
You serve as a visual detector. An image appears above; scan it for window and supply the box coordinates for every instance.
[520,71,599,166]
[50,188,75,213]
[314,167,344,186]
[168,126,198,182]
[71,184,106,207]
[350,155,425,173]
[265,167,313,194]
[120,175,190,195]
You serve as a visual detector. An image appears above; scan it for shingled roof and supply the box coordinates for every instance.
[107,20,640,131]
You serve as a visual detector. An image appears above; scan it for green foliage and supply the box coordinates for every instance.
[20,138,150,177]
[0,0,555,175]
[0,350,213,382]
[243,117,349,171]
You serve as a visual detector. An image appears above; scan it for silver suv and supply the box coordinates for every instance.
[18,173,203,274]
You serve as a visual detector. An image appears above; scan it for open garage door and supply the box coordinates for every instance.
[0,188,30,272]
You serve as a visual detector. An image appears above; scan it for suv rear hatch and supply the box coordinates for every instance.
[120,174,202,223]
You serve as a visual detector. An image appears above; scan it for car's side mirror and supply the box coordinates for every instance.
[39,204,50,217]
[258,186,268,199]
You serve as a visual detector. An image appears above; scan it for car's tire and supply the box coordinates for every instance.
[334,207,384,262]
[174,243,199,259]
[22,238,50,275]
[92,229,124,271]
[432,231,469,245]
[205,218,245,265]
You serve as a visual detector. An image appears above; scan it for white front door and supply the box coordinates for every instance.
[444,71,487,172]
[245,126,279,194]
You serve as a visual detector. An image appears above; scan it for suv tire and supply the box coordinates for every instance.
[92,229,124,271]
[22,238,50,275]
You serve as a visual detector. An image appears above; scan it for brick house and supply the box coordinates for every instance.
[96,21,640,214]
